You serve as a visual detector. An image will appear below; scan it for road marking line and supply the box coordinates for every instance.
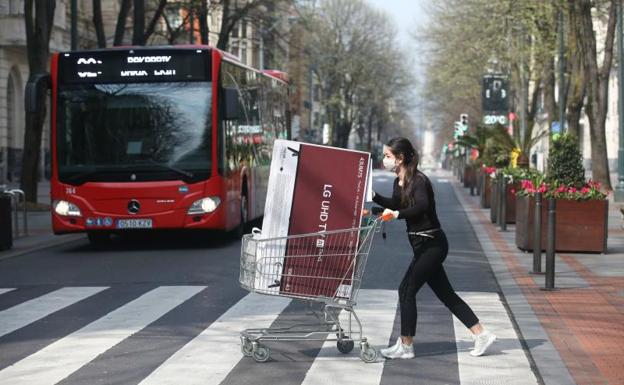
[453,292,539,385]
[301,289,397,385]
[0,287,107,337]
[0,286,205,385]
[138,292,291,385]
[0,288,15,296]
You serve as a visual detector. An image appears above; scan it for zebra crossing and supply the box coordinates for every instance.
[0,286,539,385]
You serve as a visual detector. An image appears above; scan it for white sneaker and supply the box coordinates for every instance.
[380,337,402,357]
[470,330,496,356]
[382,340,414,359]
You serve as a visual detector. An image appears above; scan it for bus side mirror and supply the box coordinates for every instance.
[223,88,242,121]
[25,73,50,113]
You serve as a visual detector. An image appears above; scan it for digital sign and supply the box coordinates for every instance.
[482,74,509,113]
[58,49,211,84]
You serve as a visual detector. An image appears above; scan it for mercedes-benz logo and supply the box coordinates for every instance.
[127,199,141,214]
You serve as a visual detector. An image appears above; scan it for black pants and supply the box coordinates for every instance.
[399,230,479,336]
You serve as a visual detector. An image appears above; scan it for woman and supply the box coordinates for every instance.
[373,137,496,359]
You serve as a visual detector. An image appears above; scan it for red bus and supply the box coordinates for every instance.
[41,46,289,244]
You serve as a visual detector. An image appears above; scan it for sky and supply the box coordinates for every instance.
[365,0,429,79]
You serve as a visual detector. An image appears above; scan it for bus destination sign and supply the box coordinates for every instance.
[58,49,211,84]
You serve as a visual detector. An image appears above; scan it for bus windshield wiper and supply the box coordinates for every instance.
[143,159,194,179]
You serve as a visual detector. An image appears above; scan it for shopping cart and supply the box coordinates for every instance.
[239,214,383,363]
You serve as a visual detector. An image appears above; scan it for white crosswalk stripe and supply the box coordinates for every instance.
[0,286,107,338]
[139,292,291,385]
[0,288,15,296]
[301,289,398,385]
[0,286,205,385]
[453,292,539,385]
[0,286,541,384]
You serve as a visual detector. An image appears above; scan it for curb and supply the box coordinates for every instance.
[0,234,84,262]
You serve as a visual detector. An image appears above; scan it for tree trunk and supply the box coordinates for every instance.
[565,13,586,140]
[114,0,131,46]
[574,0,616,189]
[132,0,145,45]
[143,0,167,44]
[199,0,209,44]
[92,0,106,48]
[217,0,233,50]
[21,0,56,203]
[367,107,374,151]
[543,57,557,132]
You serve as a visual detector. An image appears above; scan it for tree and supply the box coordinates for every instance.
[93,0,106,48]
[21,0,56,203]
[570,0,616,189]
[113,0,132,46]
[110,0,167,46]
[300,0,413,148]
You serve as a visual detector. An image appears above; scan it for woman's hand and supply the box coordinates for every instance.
[382,208,399,221]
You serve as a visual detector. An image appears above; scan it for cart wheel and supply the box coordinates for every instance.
[241,338,253,357]
[252,344,271,363]
[360,346,378,363]
[337,339,354,354]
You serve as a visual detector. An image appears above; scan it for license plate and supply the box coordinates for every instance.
[116,218,153,229]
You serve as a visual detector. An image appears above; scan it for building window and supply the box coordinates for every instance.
[241,47,247,65]
[232,22,239,38]
[313,112,320,128]
[165,6,183,29]
[231,45,239,58]
[241,20,247,38]
[313,85,321,102]
[9,0,21,14]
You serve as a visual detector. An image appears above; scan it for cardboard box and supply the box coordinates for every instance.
[255,140,371,299]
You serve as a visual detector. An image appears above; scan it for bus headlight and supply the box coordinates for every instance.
[188,197,221,214]
[53,200,82,217]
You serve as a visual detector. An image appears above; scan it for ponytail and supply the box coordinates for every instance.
[385,137,420,206]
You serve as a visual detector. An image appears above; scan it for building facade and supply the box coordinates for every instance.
[0,0,292,184]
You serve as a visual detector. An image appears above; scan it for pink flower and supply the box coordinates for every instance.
[538,184,547,193]
[568,187,577,193]
[556,185,566,194]
[580,187,590,195]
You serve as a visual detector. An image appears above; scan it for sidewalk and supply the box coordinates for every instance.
[448,170,624,385]
[1,181,83,261]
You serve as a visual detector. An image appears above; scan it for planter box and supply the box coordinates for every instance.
[515,196,608,253]
[490,181,517,224]
[463,166,475,188]
[480,173,491,208]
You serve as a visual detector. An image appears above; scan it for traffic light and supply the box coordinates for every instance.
[460,113,468,127]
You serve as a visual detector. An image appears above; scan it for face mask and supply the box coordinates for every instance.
[383,157,397,172]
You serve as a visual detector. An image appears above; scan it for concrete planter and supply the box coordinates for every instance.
[515,195,608,253]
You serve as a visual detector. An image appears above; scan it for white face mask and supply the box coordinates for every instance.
[383,157,397,172]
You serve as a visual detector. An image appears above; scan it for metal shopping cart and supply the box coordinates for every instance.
[239,215,383,363]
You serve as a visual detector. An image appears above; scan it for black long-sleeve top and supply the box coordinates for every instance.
[372,171,441,232]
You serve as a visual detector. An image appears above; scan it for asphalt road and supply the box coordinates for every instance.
[0,170,539,385]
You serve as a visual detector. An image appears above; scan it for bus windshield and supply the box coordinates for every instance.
[57,82,212,185]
